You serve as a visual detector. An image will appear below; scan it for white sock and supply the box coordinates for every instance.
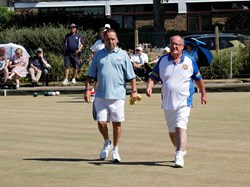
[176,150,185,156]
[113,146,119,153]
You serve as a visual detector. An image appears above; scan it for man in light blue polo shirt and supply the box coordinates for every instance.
[84,29,138,162]
[146,35,207,168]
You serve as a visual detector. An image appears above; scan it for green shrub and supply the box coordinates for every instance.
[47,53,64,81]
[0,6,14,29]
[200,48,249,79]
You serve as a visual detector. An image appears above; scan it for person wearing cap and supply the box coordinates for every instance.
[90,24,111,102]
[130,46,149,81]
[90,23,111,57]
[28,48,51,86]
[0,47,10,88]
[90,26,108,58]
[148,46,170,65]
[63,23,84,85]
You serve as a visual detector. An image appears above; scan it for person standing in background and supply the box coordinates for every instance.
[90,24,111,58]
[63,23,84,85]
[89,24,111,102]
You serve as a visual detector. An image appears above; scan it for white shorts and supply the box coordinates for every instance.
[94,97,125,122]
[163,106,191,133]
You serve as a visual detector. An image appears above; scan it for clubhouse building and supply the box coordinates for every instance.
[1,0,250,31]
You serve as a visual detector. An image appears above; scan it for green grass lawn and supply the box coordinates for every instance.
[0,93,250,187]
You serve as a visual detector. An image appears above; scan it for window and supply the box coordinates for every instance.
[124,16,133,29]
[200,14,212,31]
[112,15,123,28]
[65,7,104,15]
[187,15,198,32]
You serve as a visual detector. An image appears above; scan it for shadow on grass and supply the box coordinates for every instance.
[23,158,175,167]
[57,101,85,103]
[89,160,175,168]
[23,158,100,162]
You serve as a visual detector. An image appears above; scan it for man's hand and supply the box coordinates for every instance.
[74,50,81,56]
[130,92,138,103]
[146,87,152,97]
[84,90,91,104]
[201,93,207,105]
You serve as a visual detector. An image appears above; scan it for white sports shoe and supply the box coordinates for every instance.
[112,151,121,163]
[63,79,69,85]
[100,141,113,160]
[173,150,186,162]
[71,78,76,84]
[175,150,186,168]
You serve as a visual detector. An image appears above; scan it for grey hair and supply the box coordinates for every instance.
[170,35,184,44]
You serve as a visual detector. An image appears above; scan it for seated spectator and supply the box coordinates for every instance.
[148,46,170,65]
[8,48,29,89]
[130,46,150,81]
[29,48,51,86]
[0,47,10,88]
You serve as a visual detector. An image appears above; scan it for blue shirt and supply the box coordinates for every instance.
[150,53,202,110]
[87,47,136,100]
[64,32,84,55]
[30,56,48,70]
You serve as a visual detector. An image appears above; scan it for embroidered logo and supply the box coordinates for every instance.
[182,64,188,70]
[116,57,122,61]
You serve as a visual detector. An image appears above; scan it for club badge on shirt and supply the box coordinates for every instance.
[182,64,188,70]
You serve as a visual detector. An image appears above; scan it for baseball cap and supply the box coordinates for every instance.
[99,23,111,32]
[104,24,111,29]
[36,48,43,53]
[164,46,170,53]
[135,46,143,51]
[69,23,78,29]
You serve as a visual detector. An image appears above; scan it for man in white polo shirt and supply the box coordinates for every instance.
[146,35,207,168]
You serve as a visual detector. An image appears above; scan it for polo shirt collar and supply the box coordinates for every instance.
[168,53,185,64]
[104,46,119,53]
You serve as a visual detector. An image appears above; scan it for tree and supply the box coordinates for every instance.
[152,0,166,47]
[0,6,14,29]
[225,12,250,31]
[153,0,165,32]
